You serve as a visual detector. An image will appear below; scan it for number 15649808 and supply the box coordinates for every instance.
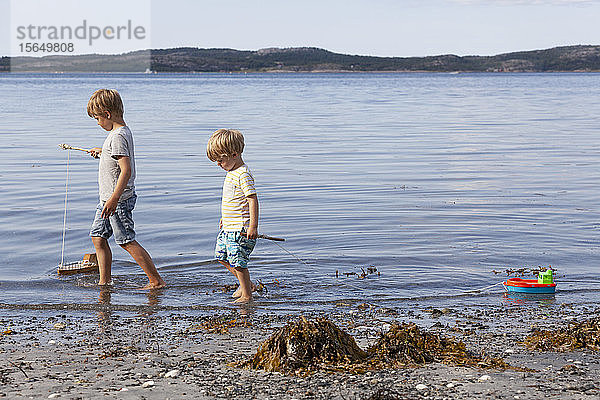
[19,42,74,53]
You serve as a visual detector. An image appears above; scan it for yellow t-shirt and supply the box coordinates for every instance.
[221,164,256,231]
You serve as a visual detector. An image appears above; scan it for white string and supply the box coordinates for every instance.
[59,150,70,267]
[448,281,505,295]
[271,241,366,292]
[271,240,508,296]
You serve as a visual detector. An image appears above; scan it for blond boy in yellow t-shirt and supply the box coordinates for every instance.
[207,129,259,303]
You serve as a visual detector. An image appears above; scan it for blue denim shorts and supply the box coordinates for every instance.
[215,230,256,269]
[90,195,137,245]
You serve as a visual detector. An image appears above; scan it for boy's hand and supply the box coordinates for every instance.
[90,147,102,158]
[246,226,258,239]
[101,197,118,219]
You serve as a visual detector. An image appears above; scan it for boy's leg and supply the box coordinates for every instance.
[111,195,165,289]
[216,231,257,299]
[218,260,257,298]
[228,232,256,303]
[233,266,252,303]
[216,232,240,291]
[120,240,165,289]
[218,260,239,279]
[90,202,113,286]
[91,236,112,285]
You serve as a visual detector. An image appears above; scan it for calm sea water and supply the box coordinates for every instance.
[1,72,599,313]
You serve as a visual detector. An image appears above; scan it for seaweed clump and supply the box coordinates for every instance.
[237,316,367,374]
[239,318,514,375]
[368,323,510,369]
[525,317,600,351]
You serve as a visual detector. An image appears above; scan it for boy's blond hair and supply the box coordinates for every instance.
[87,89,124,118]
[206,129,245,161]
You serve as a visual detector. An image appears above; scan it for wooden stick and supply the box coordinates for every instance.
[257,234,285,242]
[8,360,28,378]
[59,143,91,153]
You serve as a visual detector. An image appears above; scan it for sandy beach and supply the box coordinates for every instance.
[1,299,598,400]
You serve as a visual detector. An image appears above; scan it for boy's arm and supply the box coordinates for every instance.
[101,156,131,218]
[246,194,259,239]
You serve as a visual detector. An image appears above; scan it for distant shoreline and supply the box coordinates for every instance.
[2,44,600,73]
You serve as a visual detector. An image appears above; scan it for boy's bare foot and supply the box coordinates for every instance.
[233,295,252,304]
[98,281,113,286]
[140,281,166,290]
[232,282,257,298]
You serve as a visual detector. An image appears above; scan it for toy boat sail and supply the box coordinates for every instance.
[57,253,99,275]
[503,268,556,294]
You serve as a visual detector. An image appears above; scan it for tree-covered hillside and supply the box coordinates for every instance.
[2,45,600,73]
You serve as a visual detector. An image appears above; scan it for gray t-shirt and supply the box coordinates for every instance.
[98,126,136,202]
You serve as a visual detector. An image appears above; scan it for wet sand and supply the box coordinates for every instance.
[1,301,599,399]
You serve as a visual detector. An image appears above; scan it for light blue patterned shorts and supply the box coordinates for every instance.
[215,230,256,269]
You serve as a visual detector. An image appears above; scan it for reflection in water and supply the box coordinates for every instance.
[88,286,165,354]
[95,286,166,327]
[97,287,113,331]
[234,301,256,317]
[98,287,112,305]
[138,290,166,353]
[502,292,556,306]
[142,288,165,315]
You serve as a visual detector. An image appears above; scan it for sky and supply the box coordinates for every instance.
[1,0,599,57]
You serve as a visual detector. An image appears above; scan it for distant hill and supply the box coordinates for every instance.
[2,45,600,73]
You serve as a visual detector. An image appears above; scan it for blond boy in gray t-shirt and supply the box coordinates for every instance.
[87,89,165,289]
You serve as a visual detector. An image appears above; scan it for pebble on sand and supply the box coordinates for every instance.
[165,369,180,378]
[142,380,155,388]
[415,384,428,391]
[478,374,491,382]
[48,394,60,399]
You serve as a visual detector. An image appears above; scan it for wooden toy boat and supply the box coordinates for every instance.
[57,253,99,275]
